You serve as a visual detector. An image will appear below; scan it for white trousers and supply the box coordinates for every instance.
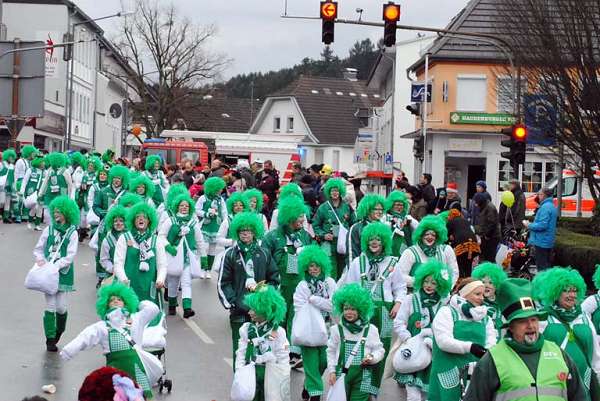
[29,204,43,219]
[406,385,426,401]
[167,266,192,300]
[45,292,68,314]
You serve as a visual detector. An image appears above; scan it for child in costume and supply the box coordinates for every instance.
[194,176,227,277]
[471,262,508,339]
[217,212,280,366]
[534,267,600,398]
[347,194,386,264]
[582,264,600,334]
[216,191,249,254]
[398,215,459,291]
[129,173,156,207]
[385,190,419,258]
[159,183,188,225]
[142,155,169,206]
[69,151,86,201]
[19,155,45,230]
[326,283,385,401]
[344,221,407,395]
[76,156,102,241]
[293,245,337,401]
[234,285,289,401]
[32,195,80,351]
[14,145,38,223]
[38,152,72,221]
[393,260,452,401]
[60,282,160,399]
[93,165,130,223]
[0,148,17,222]
[159,193,206,318]
[269,183,306,232]
[242,188,269,231]
[312,178,355,280]
[87,162,109,235]
[99,206,128,278]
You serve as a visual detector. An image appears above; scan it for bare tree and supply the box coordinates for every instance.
[114,0,229,136]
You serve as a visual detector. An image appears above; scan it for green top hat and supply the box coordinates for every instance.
[497,278,547,328]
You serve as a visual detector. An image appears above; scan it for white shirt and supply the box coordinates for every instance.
[326,323,385,374]
[398,244,459,289]
[33,226,79,270]
[344,254,407,303]
[112,233,167,284]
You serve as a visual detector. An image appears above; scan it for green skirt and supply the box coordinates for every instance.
[106,348,153,399]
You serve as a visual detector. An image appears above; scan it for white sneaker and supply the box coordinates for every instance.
[200,270,206,279]
[27,223,33,230]
[205,272,212,279]
[34,225,42,231]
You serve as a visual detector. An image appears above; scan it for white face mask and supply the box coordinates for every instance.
[106,307,128,328]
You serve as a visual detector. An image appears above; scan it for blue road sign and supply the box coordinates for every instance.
[411,83,432,102]
[524,94,556,146]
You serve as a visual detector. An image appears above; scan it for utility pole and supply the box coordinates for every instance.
[0,0,6,40]
[422,53,429,173]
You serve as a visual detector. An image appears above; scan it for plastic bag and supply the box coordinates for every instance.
[86,209,100,226]
[496,244,510,266]
[264,362,291,401]
[24,261,60,295]
[24,192,38,209]
[393,334,432,374]
[336,225,349,254]
[88,227,99,251]
[325,373,346,401]
[142,314,167,349]
[133,344,163,386]
[188,248,202,279]
[231,363,256,401]
[291,303,328,347]
[166,242,184,276]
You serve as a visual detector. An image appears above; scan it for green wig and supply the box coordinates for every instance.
[126,202,158,233]
[31,156,45,169]
[243,285,287,325]
[2,148,17,163]
[360,222,393,256]
[593,265,600,290]
[226,192,249,215]
[49,195,80,226]
[169,193,195,216]
[323,178,346,200]
[333,283,374,321]
[412,215,448,245]
[102,149,115,164]
[105,205,128,231]
[166,183,188,206]
[96,282,140,318]
[385,191,409,216]
[356,194,386,220]
[278,183,302,200]
[438,210,450,223]
[414,259,453,297]
[532,267,587,306]
[69,151,85,168]
[108,165,130,189]
[119,193,143,208]
[277,196,308,227]
[129,173,156,199]
[204,177,226,198]
[46,152,68,169]
[21,145,38,159]
[229,212,264,240]
[472,262,508,289]
[243,188,264,213]
[298,245,332,279]
[144,154,162,171]
[87,156,102,172]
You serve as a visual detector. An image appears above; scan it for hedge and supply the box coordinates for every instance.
[554,227,600,290]
[557,217,594,236]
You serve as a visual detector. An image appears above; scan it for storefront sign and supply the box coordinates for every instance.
[36,31,60,79]
[450,112,516,126]
[448,138,483,152]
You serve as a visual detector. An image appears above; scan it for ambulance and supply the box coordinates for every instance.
[525,169,600,216]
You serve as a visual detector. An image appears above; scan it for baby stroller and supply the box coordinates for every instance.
[143,290,173,394]
[498,228,536,280]
[459,361,477,398]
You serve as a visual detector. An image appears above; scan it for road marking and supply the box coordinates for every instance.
[176,307,215,344]
[224,358,233,368]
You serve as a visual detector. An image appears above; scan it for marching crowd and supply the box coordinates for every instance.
[0,145,594,401]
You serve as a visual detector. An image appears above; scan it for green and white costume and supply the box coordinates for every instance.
[38,166,72,213]
[19,162,44,227]
[0,158,17,221]
[195,193,227,269]
[399,243,459,291]
[142,168,169,206]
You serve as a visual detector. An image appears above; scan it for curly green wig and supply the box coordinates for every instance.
[472,262,508,288]
[46,152,68,169]
[593,265,600,290]
[323,178,346,200]
[356,194,386,220]
[386,191,410,215]
[49,195,80,226]
[2,148,16,163]
[105,205,128,231]
[129,173,155,199]
[21,145,38,159]
[144,154,162,171]
[204,176,226,198]
[119,193,143,208]
[108,165,130,188]
[298,245,332,279]
[102,149,115,164]
[333,283,374,321]
[243,285,287,324]
[126,202,158,233]
[229,212,265,240]
[166,183,188,206]
[438,210,450,223]
[226,192,249,215]
[532,267,587,306]
[278,183,302,200]
[69,151,85,168]
[87,156,102,172]
[277,196,308,227]
[412,215,448,245]
[31,156,45,169]
[96,282,140,318]
[414,259,453,297]
[169,193,195,216]
[243,188,264,213]
[360,222,393,256]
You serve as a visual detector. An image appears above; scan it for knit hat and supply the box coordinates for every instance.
[49,195,80,226]
[108,165,130,188]
[277,196,308,227]
[323,178,346,200]
[446,182,458,193]
[531,266,586,306]
[129,173,156,199]
[96,282,140,318]
[413,259,453,297]
[472,262,508,289]
[333,283,374,321]
[356,193,385,220]
[412,215,448,245]
[278,182,303,200]
[144,154,162,171]
[21,144,38,159]
[476,180,487,190]
[105,205,128,231]
[203,177,226,197]
[243,188,264,213]
[298,245,332,279]
[226,192,249,215]
[497,278,547,327]
[243,284,287,324]
[119,193,143,208]
[126,202,158,233]
[385,190,410,214]
[360,222,393,256]
[229,211,265,240]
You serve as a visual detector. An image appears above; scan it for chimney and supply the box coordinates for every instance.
[343,68,358,81]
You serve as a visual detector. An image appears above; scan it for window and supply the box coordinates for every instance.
[456,76,487,112]
[273,117,281,132]
[287,117,294,132]
[497,76,528,113]
[561,177,577,197]
[332,150,340,170]
[314,149,324,164]
[522,162,543,193]
[181,150,199,164]
[545,162,560,184]
[498,160,517,191]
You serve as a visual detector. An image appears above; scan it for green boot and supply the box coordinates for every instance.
[43,311,57,352]
[56,312,67,343]
[168,297,178,316]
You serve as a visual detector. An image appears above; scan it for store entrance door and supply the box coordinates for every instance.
[467,164,486,200]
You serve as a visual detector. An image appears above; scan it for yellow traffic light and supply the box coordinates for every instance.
[320,1,338,21]
[383,3,401,22]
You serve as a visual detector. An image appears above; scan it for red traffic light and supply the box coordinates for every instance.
[320,1,338,21]
[513,124,527,142]
[383,2,401,22]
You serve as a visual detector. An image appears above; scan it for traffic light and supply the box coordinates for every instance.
[320,1,337,45]
[406,103,422,117]
[62,32,73,62]
[382,2,401,47]
[500,123,528,170]
[413,135,424,161]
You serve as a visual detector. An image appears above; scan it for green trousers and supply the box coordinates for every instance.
[301,346,327,396]
[280,283,301,355]
[254,364,265,401]
[343,365,371,401]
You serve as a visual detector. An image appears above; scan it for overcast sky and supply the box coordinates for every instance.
[73,0,470,80]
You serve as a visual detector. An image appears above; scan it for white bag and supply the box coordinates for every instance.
[231,363,256,401]
[264,362,291,401]
[24,192,38,209]
[496,243,510,266]
[133,344,164,386]
[188,248,202,279]
[0,174,7,190]
[88,227,100,251]
[336,225,348,254]
[142,315,167,349]
[393,335,432,374]
[325,373,346,401]
[24,261,60,295]
[86,209,100,226]
[291,303,328,347]
[211,249,225,273]
[166,242,184,276]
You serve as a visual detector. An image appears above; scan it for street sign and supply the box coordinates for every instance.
[411,83,432,102]
[523,94,556,146]
[450,112,516,126]
[109,103,122,119]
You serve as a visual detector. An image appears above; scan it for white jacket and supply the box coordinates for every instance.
[293,278,337,314]
[157,216,207,259]
[112,234,167,284]
[235,324,289,370]
[326,323,385,374]
[398,244,459,289]
[582,293,600,317]
[33,226,79,271]
[394,293,448,343]
[344,254,407,304]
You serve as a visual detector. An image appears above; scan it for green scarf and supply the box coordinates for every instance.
[247,321,272,340]
[389,209,407,219]
[175,212,192,224]
[110,229,125,239]
[505,332,545,353]
[97,179,108,189]
[342,318,366,334]
[238,241,258,262]
[461,300,478,319]
[132,229,152,244]
[548,303,582,323]
[366,251,385,265]
[306,274,327,297]
[419,241,438,257]
[419,289,441,308]
[52,222,71,234]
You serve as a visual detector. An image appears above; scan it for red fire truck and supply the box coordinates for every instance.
[142,138,209,166]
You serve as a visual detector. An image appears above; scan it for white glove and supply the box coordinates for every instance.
[419,328,433,338]
[180,226,190,236]
[469,305,488,321]
[59,350,72,361]
[255,351,276,364]
[394,228,404,236]
[423,337,433,348]
[208,208,217,217]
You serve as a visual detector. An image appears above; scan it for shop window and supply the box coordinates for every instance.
[498,160,517,191]
[522,162,543,193]
[456,76,487,112]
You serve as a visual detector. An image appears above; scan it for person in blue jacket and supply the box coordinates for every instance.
[523,187,557,271]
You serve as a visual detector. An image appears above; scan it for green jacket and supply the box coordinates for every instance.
[262,227,313,287]
[93,185,125,220]
[217,243,280,320]
[312,200,355,241]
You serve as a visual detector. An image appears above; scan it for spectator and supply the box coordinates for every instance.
[209,158,226,178]
[229,170,247,193]
[350,177,364,205]
[78,366,143,401]
[181,160,197,188]
[236,159,255,188]
[291,161,305,184]
[469,180,492,226]
[473,192,501,262]
[447,208,481,278]
[418,173,436,211]
[445,182,463,211]
[508,180,526,233]
[308,164,323,193]
[256,160,280,212]
[406,185,428,221]
[339,172,357,210]
[251,159,263,175]
[299,174,318,216]
[189,174,205,199]
[523,187,557,271]
[433,187,448,213]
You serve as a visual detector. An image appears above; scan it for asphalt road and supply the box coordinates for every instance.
[0,223,405,401]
